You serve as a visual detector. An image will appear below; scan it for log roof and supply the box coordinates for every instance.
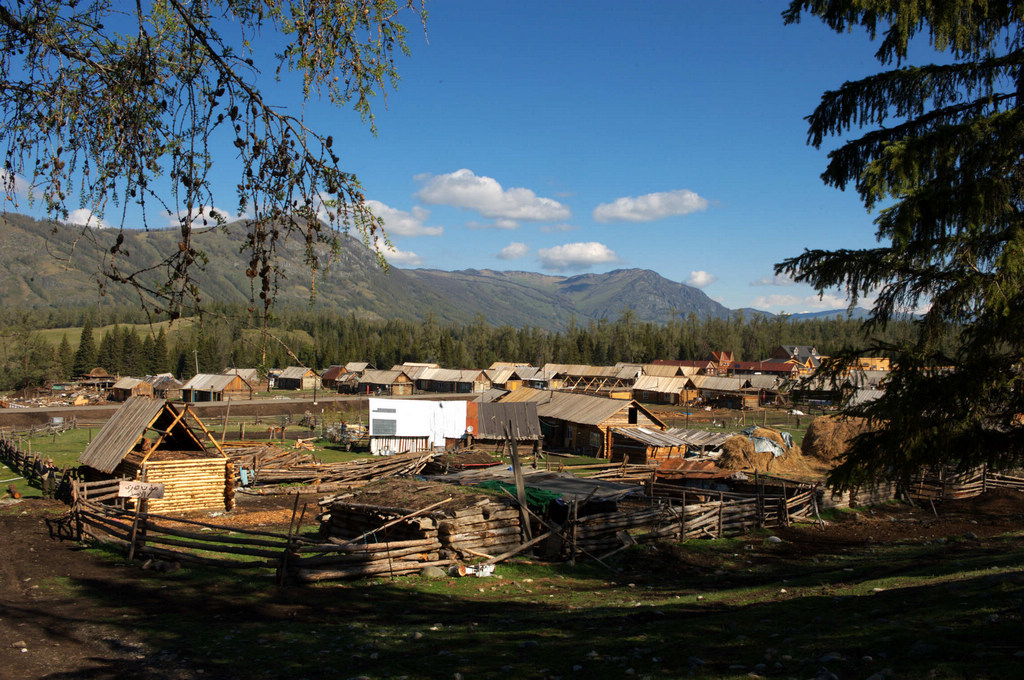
[78,397,217,473]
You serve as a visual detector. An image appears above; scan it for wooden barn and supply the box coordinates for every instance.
[182,373,253,402]
[77,397,232,513]
[609,427,689,464]
[276,366,321,391]
[499,388,666,459]
[108,377,154,402]
[358,369,415,396]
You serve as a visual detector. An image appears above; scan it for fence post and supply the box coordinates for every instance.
[680,489,686,541]
[717,491,724,538]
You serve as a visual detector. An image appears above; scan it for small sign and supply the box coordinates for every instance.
[118,480,165,499]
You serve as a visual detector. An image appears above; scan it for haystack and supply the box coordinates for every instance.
[719,428,810,474]
[802,416,872,465]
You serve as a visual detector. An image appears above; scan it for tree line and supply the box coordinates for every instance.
[0,305,932,391]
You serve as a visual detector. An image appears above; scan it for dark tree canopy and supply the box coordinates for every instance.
[0,0,425,317]
[780,2,1024,489]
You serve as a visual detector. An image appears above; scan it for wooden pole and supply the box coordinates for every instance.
[506,423,533,542]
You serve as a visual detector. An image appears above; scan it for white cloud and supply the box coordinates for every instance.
[593,189,709,223]
[365,200,442,237]
[750,272,796,287]
[65,208,112,230]
[540,223,580,233]
[165,205,240,228]
[416,169,571,221]
[497,242,529,260]
[537,242,619,272]
[686,270,717,288]
[749,292,850,313]
[383,245,423,266]
[467,218,519,230]
[0,169,30,197]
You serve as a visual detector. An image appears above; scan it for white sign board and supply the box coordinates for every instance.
[118,480,165,499]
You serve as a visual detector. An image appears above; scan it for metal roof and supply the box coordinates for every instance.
[78,397,208,473]
[278,366,316,380]
[182,373,249,391]
[359,369,411,384]
[847,387,885,407]
[111,377,145,390]
[641,364,686,378]
[746,374,781,390]
[320,365,346,381]
[665,428,734,449]
[221,368,259,382]
[611,427,689,448]
[344,361,371,373]
[474,402,541,440]
[632,375,690,393]
[499,387,664,428]
[689,376,749,392]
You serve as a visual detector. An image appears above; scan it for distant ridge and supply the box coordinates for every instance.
[0,213,730,329]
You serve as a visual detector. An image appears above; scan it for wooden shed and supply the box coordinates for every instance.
[358,369,415,396]
[182,373,253,402]
[500,388,666,459]
[108,377,154,402]
[276,366,321,391]
[77,397,232,513]
[609,427,689,464]
[464,401,542,454]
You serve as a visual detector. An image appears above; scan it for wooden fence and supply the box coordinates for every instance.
[0,435,76,500]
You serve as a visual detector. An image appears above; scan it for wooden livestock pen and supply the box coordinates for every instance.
[77,396,233,513]
[305,479,520,581]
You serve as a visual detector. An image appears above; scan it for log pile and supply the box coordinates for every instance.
[237,449,438,493]
[299,481,522,581]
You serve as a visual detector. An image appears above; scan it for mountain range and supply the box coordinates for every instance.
[0,214,866,328]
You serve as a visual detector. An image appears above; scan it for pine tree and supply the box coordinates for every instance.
[72,318,96,376]
[780,2,1024,489]
[57,334,73,380]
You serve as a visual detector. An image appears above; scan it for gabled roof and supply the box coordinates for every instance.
[359,369,411,384]
[641,364,687,378]
[111,377,145,390]
[344,361,371,373]
[182,373,249,391]
[500,388,665,428]
[746,374,781,390]
[144,374,183,390]
[320,365,346,382]
[278,366,316,380]
[689,376,750,392]
[78,397,216,473]
[632,375,691,393]
[392,364,435,380]
[221,367,259,382]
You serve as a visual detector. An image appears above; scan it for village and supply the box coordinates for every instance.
[2,342,1023,679]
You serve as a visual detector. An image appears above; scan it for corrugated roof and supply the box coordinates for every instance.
[393,364,433,380]
[485,367,517,384]
[641,364,685,378]
[746,374,781,390]
[690,376,749,392]
[111,377,144,390]
[345,361,371,373]
[360,369,409,384]
[500,387,662,427]
[278,366,315,380]
[221,368,259,382]
[474,402,541,440]
[320,365,346,381]
[611,427,689,448]
[78,397,209,473]
[665,428,733,449]
[632,375,690,393]
[181,373,247,391]
[847,387,884,407]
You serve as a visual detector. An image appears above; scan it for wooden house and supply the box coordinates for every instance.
[145,374,184,401]
[651,359,719,375]
[609,427,689,464]
[419,368,491,393]
[499,388,665,459]
[358,369,415,396]
[181,373,253,402]
[631,374,691,405]
[108,377,154,402]
[319,365,347,389]
[276,366,321,391]
[80,367,117,391]
[77,397,231,513]
[687,375,759,409]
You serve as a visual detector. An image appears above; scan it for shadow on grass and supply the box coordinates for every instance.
[17,534,1023,680]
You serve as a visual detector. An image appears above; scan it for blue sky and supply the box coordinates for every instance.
[5,1,932,314]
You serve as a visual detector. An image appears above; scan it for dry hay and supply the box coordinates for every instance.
[719,429,811,474]
[802,416,872,465]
